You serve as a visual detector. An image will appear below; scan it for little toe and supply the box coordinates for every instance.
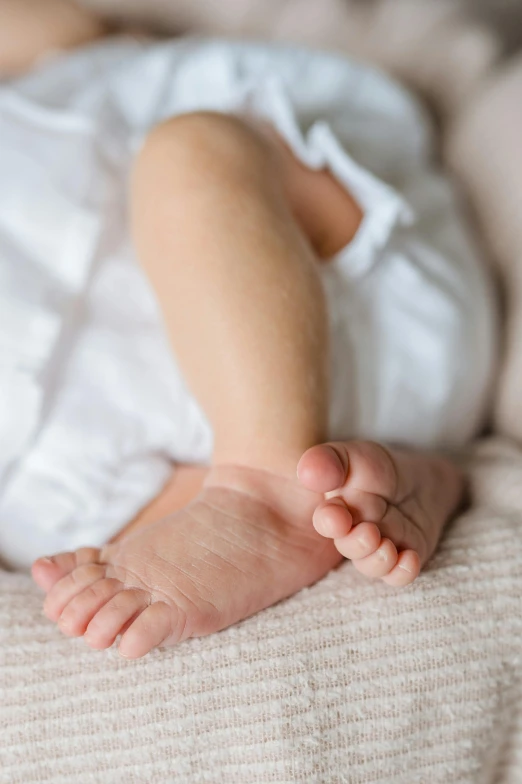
[32,554,75,592]
[58,577,124,637]
[352,538,399,579]
[381,550,421,587]
[297,444,348,494]
[313,498,353,539]
[32,548,101,592]
[84,589,149,650]
[118,601,182,660]
[334,521,381,560]
[43,562,107,622]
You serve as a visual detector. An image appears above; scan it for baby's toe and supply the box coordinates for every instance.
[381,550,420,587]
[84,589,149,651]
[352,537,398,579]
[297,444,348,494]
[32,554,75,593]
[32,548,101,592]
[118,601,182,660]
[43,562,106,622]
[334,521,381,560]
[58,578,124,637]
[313,499,352,539]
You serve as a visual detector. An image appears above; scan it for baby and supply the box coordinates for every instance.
[1,1,496,658]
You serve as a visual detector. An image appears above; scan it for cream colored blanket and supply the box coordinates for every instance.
[2,2,522,782]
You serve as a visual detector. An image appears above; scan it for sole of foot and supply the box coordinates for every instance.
[32,463,342,659]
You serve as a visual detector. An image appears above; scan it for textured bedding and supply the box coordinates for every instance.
[2,1,522,782]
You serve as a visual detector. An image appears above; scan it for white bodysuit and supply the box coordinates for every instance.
[0,39,497,569]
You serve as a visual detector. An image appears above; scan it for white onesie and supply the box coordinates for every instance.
[0,38,497,569]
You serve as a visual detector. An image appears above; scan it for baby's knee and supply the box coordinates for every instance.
[134,111,273,191]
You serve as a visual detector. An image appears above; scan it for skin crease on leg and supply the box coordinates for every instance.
[19,7,466,658]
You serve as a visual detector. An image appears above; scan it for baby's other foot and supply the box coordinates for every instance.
[297,440,465,586]
[32,465,342,658]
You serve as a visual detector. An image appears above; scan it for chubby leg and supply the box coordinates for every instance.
[32,112,362,656]
[131,112,361,475]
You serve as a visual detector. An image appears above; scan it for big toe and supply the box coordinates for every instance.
[297,444,348,494]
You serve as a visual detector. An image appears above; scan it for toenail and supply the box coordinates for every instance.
[39,557,54,565]
[398,563,413,574]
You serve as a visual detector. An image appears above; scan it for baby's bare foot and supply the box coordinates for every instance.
[297,440,465,586]
[31,465,341,659]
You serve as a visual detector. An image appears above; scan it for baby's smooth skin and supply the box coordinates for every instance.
[31,109,465,659]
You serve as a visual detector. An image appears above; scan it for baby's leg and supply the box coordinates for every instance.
[0,0,107,76]
[132,112,361,476]
[111,113,363,543]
